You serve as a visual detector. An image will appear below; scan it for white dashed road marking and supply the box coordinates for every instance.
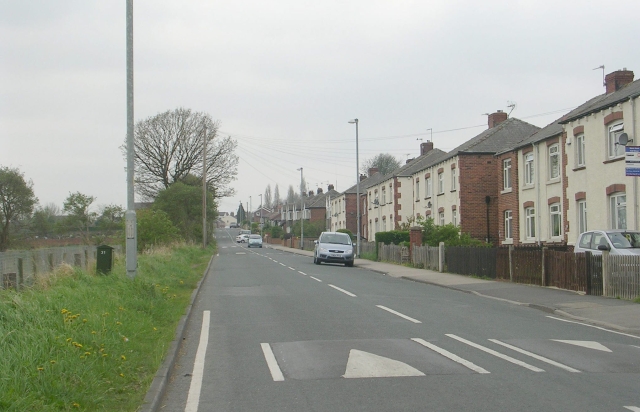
[261,343,285,382]
[328,284,357,297]
[310,276,323,282]
[184,311,210,412]
[376,305,421,324]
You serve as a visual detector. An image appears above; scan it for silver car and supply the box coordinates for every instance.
[313,232,354,267]
[247,234,263,248]
[574,230,640,255]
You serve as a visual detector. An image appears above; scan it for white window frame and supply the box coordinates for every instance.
[575,134,585,167]
[438,211,445,226]
[425,177,432,198]
[503,159,512,190]
[524,153,534,185]
[381,187,386,205]
[610,193,626,229]
[577,200,587,234]
[548,144,560,180]
[452,209,457,226]
[438,172,444,194]
[415,179,420,200]
[549,203,561,237]
[608,123,625,159]
[504,210,512,239]
[525,207,536,239]
[382,218,386,232]
[451,168,457,191]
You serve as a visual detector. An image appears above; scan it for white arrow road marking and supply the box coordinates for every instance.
[342,349,425,378]
[310,276,323,282]
[298,271,307,276]
[489,339,581,372]
[376,305,421,323]
[329,284,357,297]
[261,343,285,382]
[185,311,210,412]
[411,338,490,374]
[546,316,640,339]
[624,407,640,411]
[446,334,545,372]
[551,340,612,352]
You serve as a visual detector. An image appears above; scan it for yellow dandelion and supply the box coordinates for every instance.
[102,353,108,357]
[60,309,68,314]
[79,355,85,359]
[179,280,184,284]
[37,367,44,371]
[122,336,129,342]
[119,373,125,377]
[153,327,157,331]
[119,306,125,311]
[91,331,96,335]
[84,352,91,356]
[121,355,126,361]
[83,319,87,323]
[72,402,80,408]
[116,321,122,325]
[50,360,56,364]
[66,338,72,342]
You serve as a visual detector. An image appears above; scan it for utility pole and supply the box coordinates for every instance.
[297,168,304,249]
[202,124,207,248]
[125,0,137,278]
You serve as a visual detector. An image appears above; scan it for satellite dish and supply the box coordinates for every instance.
[619,133,629,146]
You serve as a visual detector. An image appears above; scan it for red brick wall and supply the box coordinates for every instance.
[459,154,499,244]
[496,151,520,244]
[344,193,358,234]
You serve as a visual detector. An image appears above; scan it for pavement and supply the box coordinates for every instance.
[265,243,640,335]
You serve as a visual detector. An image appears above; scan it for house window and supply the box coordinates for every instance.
[503,159,512,190]
[575,134,585,167]
[439,211,445,226]
[608,123,625,158]
[375,220,380,234]
[415,180,420,200]
[382,218,386,232]
[610,193,626,229]
[438,172,444,194]
[578,200,587,234]
[524,153,534,185]
[452,209,457,226]
[425,177,432,198]
[504,210,512,239]
[525,207,536,239]
[550,203,561,237]
[381,187,386,204]
[548,144,559,180]
[451,168,457,191]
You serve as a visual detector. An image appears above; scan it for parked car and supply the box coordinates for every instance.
[313,231,354,266]
[574,230,640,255]
[229,223,239,228]
[247,234,263,248]
[236,234,249,243]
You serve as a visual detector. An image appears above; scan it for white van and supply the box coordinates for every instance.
[574,230,640,256]
[239,229,251,236]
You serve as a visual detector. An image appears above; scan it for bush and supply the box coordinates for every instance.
[337,228,353,239]
[417,216,488,247]
[268,225,283,239]
[375,230,410,245]
[135,209,181,251]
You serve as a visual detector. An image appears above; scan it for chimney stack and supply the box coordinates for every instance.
[360,174,367,181]
[328,184,335,191]
[316,187,323,194]
[488,110,508,128]
[308,190,314,197]
[420,141,434,155]
[605,69,634,94]
[368,167,379,177]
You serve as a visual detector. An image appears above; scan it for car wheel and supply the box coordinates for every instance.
[345,261,354,267]
[314,256,321,265]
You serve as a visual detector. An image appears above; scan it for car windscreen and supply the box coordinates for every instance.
[249,235,261,239]
[607,232,640,249]
[320,234,351,245]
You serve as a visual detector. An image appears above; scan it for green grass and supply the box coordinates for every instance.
[358,252,377,261]
[0,243,214,411]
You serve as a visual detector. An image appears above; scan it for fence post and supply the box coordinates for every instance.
[508,245,513,282]
[584,251,592,295]
[438,242,445,272]
[602,250,609,297]
[541,247,547,287]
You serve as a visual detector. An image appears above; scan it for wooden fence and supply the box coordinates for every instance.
[605,255,640,300]
[411,245,440,271]
[445,247,496,278]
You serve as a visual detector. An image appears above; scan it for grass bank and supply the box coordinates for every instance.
[0,243,214,411]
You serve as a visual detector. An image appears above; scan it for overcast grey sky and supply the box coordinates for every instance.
[2,1,639,215]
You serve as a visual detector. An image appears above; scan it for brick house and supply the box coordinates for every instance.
[330,172,378,237]
[560,69,640,244]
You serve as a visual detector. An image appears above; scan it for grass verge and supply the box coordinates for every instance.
[0,243,214,411]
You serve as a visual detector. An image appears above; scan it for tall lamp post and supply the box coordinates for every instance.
[348,118,360,257]
[297,167,304,249]
[258,193,263,236]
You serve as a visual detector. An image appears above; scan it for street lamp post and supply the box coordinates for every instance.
[297,167,304,249]
[348,118,360,257]
[258,193,263,236]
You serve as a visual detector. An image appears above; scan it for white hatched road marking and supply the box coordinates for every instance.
[376,305,421,323]
[310,276,323,282]
[184,311,211,412]
[261,343,285,382]
[328,284,357,297]
[411,338,490,374]
[298,271,307,276]
[547,316,640,340]
[446,334,544,372]
[624,407,640,411]
[489,339,581,373]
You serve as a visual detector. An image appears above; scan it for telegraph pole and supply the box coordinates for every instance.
[125,0,137,278]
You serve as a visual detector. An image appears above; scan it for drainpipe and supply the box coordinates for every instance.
[535,142,541,245]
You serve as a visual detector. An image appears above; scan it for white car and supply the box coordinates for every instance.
[247,234,263,248]
[574,230,640,255]
[236,234,249,243]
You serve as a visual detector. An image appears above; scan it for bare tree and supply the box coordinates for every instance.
[287,185,296,204]
[263,184,272,209]
[129,108,238,201]
[360,153,401,176]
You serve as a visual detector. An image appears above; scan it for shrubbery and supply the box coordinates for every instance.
[135,209,181,251]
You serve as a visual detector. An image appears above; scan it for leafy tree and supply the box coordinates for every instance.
[62,192,96,243]
[361,153,401,176]
[291,220,325,237]
[129,107,238,201]
[30,203,59,237]
[153,182,217,243]
[266,225,283,239]
[0,166,38,251]
[136,208,181,251]
[96,204,125,231]
[273,184,281,208]
[263,184,272,209]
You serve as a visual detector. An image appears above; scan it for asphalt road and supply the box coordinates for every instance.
[159,229,640,412]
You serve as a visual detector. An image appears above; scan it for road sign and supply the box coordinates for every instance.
[625,146,640,177]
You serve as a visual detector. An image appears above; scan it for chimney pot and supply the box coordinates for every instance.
[420,141,434,155]
[605,69,634,94]
[308,190,314,197]
[360,174,367,181]
[316,188,323,194]
[328,184,334,191]
[488,110,508,128]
